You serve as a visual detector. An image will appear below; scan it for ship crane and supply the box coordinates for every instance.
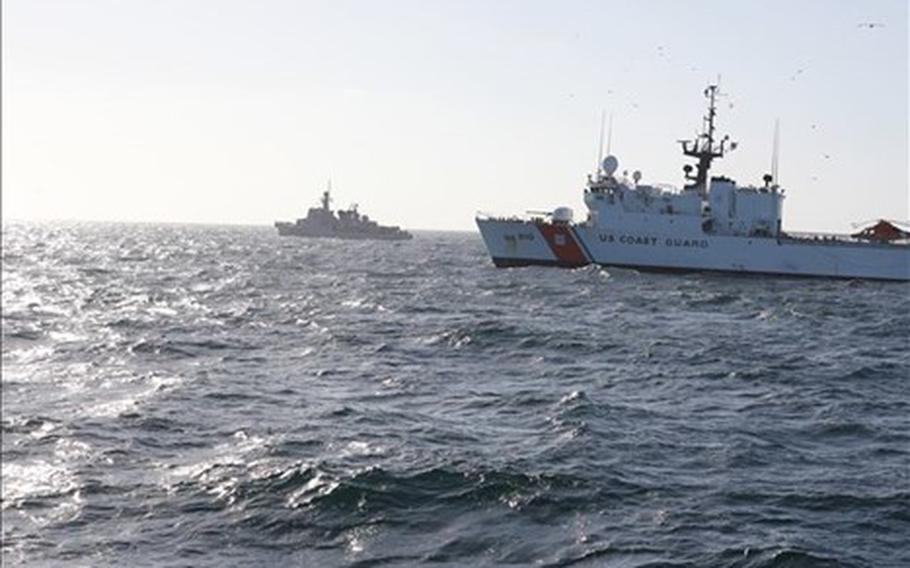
[679,84,736,196]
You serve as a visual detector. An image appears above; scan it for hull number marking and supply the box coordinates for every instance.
[504,233,535,242]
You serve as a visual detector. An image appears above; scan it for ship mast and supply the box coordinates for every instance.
[321,179,332,211]
[679,84,733,196]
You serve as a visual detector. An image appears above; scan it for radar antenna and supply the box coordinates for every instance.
[679,84,734,195]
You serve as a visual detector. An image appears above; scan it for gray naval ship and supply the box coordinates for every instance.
[275,183,412,241]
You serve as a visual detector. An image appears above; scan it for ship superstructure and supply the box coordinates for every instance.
[476,85,909,281]
[276,183,412,241]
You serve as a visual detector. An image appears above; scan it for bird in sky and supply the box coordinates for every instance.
[857,22,885,29]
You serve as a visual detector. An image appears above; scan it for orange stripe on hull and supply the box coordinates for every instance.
[536,224,590,266]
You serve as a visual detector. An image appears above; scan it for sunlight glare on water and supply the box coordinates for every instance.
[2,221,909,567]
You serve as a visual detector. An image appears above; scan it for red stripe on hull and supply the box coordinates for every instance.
[536,224,590,266]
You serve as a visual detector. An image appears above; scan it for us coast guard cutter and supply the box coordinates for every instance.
[476,85,910,281]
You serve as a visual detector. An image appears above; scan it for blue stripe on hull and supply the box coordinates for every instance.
[491,257,589,269]
[490,258,908,282]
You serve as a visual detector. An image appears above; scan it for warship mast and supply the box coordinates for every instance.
[320,179,332,212]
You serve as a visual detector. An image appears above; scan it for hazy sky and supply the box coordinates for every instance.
[3,0,907,231]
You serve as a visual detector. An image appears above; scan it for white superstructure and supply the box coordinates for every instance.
[476,85,910,281]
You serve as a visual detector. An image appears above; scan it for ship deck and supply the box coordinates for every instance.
[780,231,910,249]
[476,215,909,249]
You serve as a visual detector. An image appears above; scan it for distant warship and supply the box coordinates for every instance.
[276,183,412,241]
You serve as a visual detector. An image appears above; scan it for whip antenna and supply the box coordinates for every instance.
[606,113,614,156]
[771,118,780,184]
[596,110,606,174]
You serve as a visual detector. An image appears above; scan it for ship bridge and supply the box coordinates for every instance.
[583,84,784,239]
[584,161,784,239]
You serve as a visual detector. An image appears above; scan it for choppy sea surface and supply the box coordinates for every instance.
[2,221,909,567]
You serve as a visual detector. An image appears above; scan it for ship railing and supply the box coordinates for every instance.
[475,211,539,222]
[780,231,909,247]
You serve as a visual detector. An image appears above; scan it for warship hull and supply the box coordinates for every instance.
[477,218,910,281]
[275,222,412,241]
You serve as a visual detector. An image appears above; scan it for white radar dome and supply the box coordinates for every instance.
[602,155,619,176]
[551,206,574,223]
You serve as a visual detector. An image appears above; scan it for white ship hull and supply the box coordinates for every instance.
[476,218,910,281]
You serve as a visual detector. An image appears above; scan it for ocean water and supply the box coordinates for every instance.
[2,221,909,567]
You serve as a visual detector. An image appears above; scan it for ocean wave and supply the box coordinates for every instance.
[3,223,907,567]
